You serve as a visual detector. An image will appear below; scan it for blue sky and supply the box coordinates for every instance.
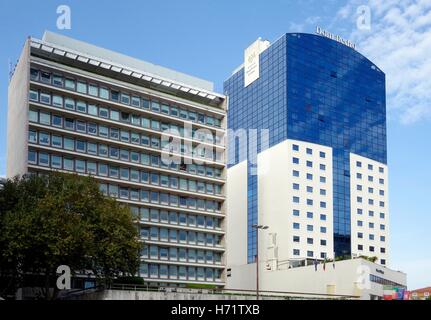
[0,0,430,289]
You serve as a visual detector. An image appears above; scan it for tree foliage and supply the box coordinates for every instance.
[0,173,140,299]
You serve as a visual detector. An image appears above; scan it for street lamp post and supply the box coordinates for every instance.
[252,224,269,300]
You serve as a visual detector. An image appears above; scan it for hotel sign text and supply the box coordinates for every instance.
[316,26,356,50]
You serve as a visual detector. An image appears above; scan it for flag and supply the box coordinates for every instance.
[314,259,317,271]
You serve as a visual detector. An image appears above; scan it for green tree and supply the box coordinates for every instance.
[0,173,140,300]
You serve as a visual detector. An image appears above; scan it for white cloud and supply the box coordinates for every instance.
[337,0,431,124]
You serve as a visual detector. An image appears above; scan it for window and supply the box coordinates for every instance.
[38,153,49,166]
[51,155,62,169]
[28,150,37,164]
[76,121,86,133]
[120,130,130,142]
[29,90,39,101]
[99,108,109,118]
[40,93,51,105]
[98,163,107,176]
[52,115,62,127]
[29,110,38,122]
[88,123,97,135]
[307,212,313,219]
[292,157,299,164]
[75,160,86,173]
[40,71,51,84]
[99,87,109,100]
[121,93,130,105]
[88,84,98,97]
[52,95,63,108]
[30,69,39,81]
[64,118,75,130]
[293,183,299,190]
[88,104,98,116]
[65,98,75,110]
[368,164,373,170]
[28,130,37,143]
[107,110,119,121]
[77,81,87,94]
[307,173,313,180]
[52,135,62,148]
[293,249,300,256]
[65,79,76,90]
[306,148,312,155]
[319,151,326,158]
[356,161,362,168]
[76,140,86,153]
[99,126,109,138]
[131,96,140,107]
[160,104,170,115]
[320,227,327,233]
[293,223,300,230]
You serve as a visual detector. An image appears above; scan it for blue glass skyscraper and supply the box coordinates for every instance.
[225,32,388,265]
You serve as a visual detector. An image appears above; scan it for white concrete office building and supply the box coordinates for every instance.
[7,31,227,288]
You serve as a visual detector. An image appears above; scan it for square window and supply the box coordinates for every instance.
[99,87,109,100]
[88,84,98,96]
[65,79,76,90]
[77,81,87,94]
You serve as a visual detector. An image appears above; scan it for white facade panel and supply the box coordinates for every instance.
[258,139,334,265]
[350,153,389,266]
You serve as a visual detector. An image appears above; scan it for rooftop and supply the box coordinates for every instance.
[28,31,224,107]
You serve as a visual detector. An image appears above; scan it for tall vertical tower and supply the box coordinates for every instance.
[224,33,388,269]
[8,32,227,288]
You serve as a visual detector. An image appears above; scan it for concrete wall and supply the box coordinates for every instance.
[226,258,406,300]
[7,38,30,178]
[225,160,248,267]
[76,289,284,300]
